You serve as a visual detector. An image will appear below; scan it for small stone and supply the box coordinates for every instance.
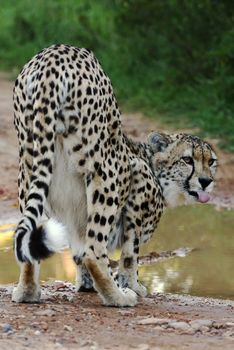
[168,321,191,332]
[14,314,25,319]
[226,322,234,327]
[200,326,210,333]
[118,309,134,315]
[66,295,74,302]
[81,340,96,347]
[54,282,66,290]
[34,330,41,335]
[41,322,48,331]
[31,322,40,328]
[2,324,13,333]
[64,325,73,332]
[213,322,225,329]
[190,319,214,331]
[135,344,150,350]
[55,337,66,346]
[35,309,56,317]
[137,317,170,325]
[224,330,234,338]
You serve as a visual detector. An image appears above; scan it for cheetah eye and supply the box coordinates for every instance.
[208,158,216,167]
[182,156,193,165]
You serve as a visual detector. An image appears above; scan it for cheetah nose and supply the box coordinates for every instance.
[198,177,213,190]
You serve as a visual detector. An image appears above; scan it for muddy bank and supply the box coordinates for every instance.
[1,283,234,350]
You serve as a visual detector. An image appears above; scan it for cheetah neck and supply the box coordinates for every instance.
[123,133,153,163]
[123,133,166,207]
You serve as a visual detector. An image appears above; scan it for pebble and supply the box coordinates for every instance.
[66,295,74,302]
[80,340,97,348]
[34,309,56,317]
[40,321,49,331]
[225,322,234,327]
[190,319,214,330]
[213,321,225,329]
[118,309,134,316]
[224,330,234,338]
[135,344,150,350]
[136,317,233,335]
[15,314,26,319]
[137,318,170,325]
[168,321,191,332]
[64,325,73,332]
[2,323,13,333]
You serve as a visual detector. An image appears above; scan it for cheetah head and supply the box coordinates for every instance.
[148,132,217,207]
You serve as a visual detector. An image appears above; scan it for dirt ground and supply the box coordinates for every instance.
[0,78,234,349]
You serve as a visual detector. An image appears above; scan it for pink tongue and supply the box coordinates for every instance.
[197,191,210,203]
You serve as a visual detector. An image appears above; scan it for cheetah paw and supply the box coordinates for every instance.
[102,287,137,307]
[131,282,148,297]
[12,284,41,303]
[117,273,148,297]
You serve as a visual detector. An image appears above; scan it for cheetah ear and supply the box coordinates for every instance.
[148,132,170,152]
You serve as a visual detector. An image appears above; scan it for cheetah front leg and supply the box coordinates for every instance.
[118,218,147,297]
[83,173,137,307]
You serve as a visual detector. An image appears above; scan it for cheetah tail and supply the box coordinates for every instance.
[14,96,65,263]
[17,218,69,261]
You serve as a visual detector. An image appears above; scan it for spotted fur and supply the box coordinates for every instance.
[12,44,217,306]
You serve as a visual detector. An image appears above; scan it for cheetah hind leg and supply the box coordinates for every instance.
[12,261,41,303]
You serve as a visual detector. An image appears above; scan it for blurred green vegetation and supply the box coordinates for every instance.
[0,0,234,150]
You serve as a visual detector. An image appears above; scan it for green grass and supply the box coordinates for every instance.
[108,62,234,150]
[0,0,233,151]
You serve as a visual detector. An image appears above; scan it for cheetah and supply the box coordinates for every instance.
[12,44,217,306]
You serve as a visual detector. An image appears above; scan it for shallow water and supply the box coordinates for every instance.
[0,205,234,300]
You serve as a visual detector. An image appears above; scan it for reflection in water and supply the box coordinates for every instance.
[139,205,234,299]
[0,205,234,299]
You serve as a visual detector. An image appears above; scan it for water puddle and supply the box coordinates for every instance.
[0,204,234,300]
